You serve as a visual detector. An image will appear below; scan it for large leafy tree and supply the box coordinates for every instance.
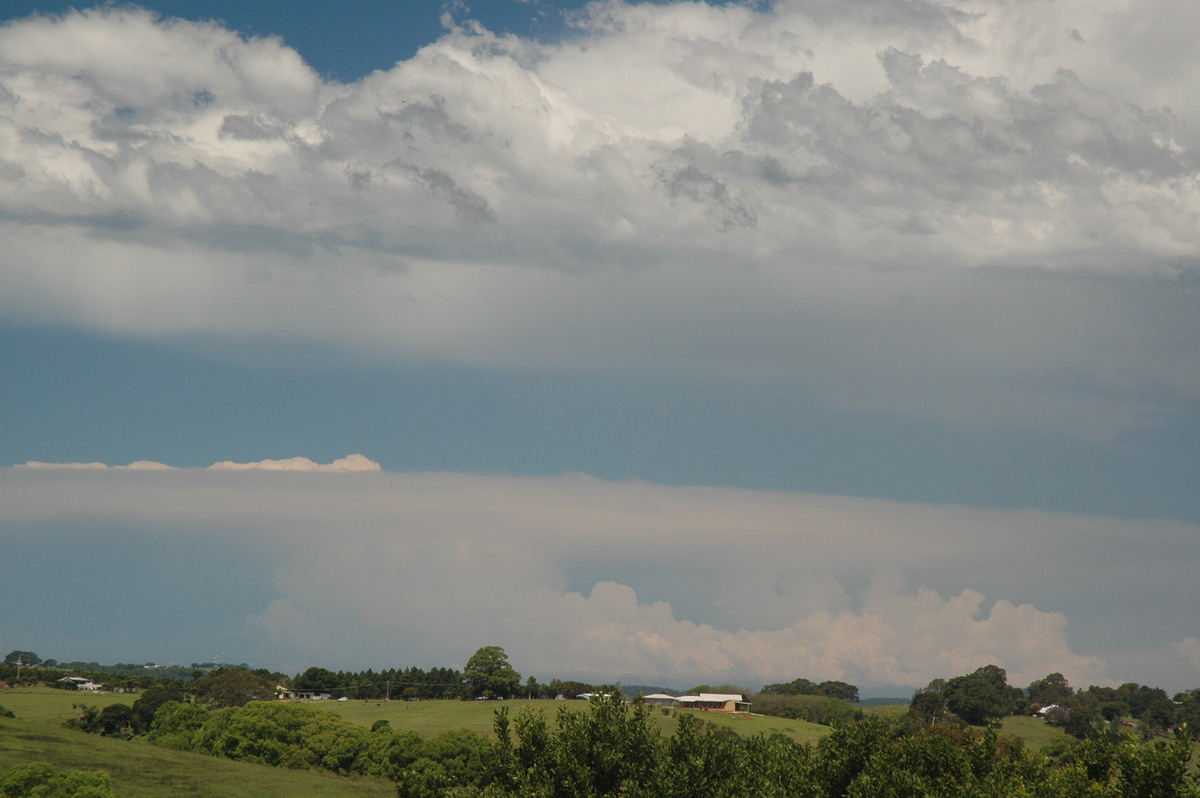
[462,646,521,699]
[130,683,186,734]
[3,650,40,667]
[294,666,340,692]
[944,665,1013,725]
[818,680,860,702]
[195,668,277,708]
[1027,672,1073,706]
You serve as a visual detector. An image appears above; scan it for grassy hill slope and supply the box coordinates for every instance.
[0,689,393,798]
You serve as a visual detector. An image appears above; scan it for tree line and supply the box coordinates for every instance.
[909,664,1200,740]
[8,644,1200,796]
[46,688,1200,797]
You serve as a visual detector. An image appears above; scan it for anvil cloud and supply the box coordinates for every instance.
[5,463,1198,690]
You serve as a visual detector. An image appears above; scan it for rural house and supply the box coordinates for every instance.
[674,693,751,713]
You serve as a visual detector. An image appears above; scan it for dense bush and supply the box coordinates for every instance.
[49,686,1200,797]
[61,704,133,737]
[0,762,115,798]
[751,693,862,725]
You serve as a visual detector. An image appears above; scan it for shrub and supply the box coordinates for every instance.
[0,762,115,798]
[752,693,862,725]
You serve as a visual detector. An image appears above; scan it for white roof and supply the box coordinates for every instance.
[700,693,743,702]
[678,693,744,703]
[642,693,677,700]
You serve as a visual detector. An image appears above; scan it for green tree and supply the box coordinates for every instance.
[1027,672,1074,707]
[130,683,185,734]
[909,688,946,725]
[194,667,276,708]
[294,666,340,693]
[0,763,115,798]
[145,701,209,750]
[462,646,521,699]
[944,665,1012,725]
[3,650,41,667]
[1063,705,1101,740]
[96,704,132,737]
[819,680,860,702]
[761,677,821,696]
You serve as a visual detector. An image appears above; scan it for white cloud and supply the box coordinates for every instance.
[15,461,111,470]
[5,465,1196,690]
[206,454,381,472]
[15,460,174,470]
[16,455,379,473]
[2,2,1199,441]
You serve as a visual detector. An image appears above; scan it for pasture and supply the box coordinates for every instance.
[0,716,391,798]
[318,695,830,744]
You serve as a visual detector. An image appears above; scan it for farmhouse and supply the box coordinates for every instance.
[641,693,678,707]
[675,693,751,713]
[58,676,102,691]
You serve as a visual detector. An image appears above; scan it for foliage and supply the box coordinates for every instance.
[0,708,393,798]
[462,647,521,700]
[129,683,185,734]
[759,678,860,703]
[0,762,115,798]
[24,674,1200,797]
[1027,672,1074,707]
[3,651,42,667]
[752,693,862,726]
[145,700,210,750]
[195,667,278,708]
[295,667,341,693]
[943,665,1016,725]
[909,687,947,726]
[439,692,1200,797]
[544,680,594,700]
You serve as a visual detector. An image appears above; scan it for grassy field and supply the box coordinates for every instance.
[0,687,831,796]
[998,714,1068,750]
[20,686,1173,795]
[317,696,831,744]
[1,686,138,725]
[0,714,392,798]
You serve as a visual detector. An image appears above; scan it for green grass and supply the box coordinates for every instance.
[2,688,829,744]
[1,686,137,724]
[998,714,1068,751]
[0,716,392,798]
[0,688,393,798]
[314,696,831,744]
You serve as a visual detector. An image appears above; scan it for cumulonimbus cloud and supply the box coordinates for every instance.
[4,465,1197,690]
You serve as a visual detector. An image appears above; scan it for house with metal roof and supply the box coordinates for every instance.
[674,693,751,713]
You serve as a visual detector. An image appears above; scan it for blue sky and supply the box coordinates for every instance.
[2,0,1199,693]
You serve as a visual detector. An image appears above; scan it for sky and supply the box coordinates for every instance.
[1,0,1198,695]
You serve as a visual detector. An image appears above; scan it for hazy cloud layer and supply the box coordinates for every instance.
[4,465,1198,691]
[206,454,381,472]
[2,1,1199,440]
[17,454,381,472]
